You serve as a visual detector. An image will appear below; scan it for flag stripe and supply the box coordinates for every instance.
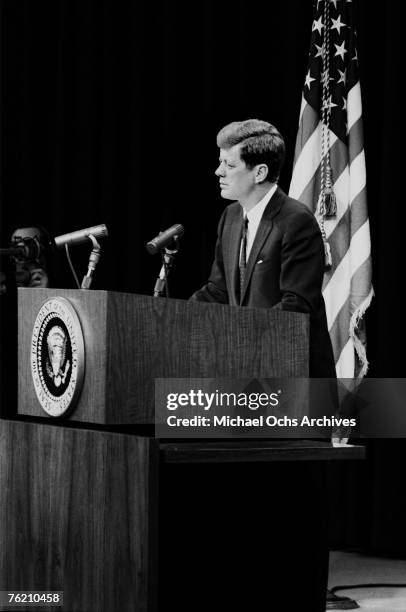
[294,101,319,157]
[323,221,372,326]
[290,124,332,200]
[348,118,365,165]
[351,256,373,301]
[328,257,372,357]
[324,185,368,255]
[328,296,351,355]
[298,96,306,123]
[335,339,355,378]
[347,82,362,131]
[349,151,366,202]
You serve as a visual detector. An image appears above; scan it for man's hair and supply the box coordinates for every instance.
[216,119,285,183]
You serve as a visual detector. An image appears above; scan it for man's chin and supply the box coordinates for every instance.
[219,189,234,200]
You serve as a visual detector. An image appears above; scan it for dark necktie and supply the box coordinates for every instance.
[239,215,249,295]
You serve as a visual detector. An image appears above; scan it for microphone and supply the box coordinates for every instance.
[0,237,42,261]
[54,224,108,249]
[146,224,184,254]
[0,246,28,259]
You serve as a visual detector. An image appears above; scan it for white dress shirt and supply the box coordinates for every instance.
[242,183,277,259]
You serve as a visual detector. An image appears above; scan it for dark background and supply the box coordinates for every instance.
[1,0,405,554]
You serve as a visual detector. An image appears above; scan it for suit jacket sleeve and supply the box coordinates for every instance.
[275,208,325,317]
[190,209,229,304]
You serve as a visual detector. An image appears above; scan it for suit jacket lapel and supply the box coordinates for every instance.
[240,187,285,304]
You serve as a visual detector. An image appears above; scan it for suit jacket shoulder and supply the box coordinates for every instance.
[270,189,320,230]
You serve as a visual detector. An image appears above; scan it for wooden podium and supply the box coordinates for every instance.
[17,288,309,423]
[0,289,364,611]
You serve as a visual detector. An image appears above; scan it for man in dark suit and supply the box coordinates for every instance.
[191,119,354,610]
[192,118,335,378]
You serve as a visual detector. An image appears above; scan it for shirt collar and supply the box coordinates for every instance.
[242,183,277,223]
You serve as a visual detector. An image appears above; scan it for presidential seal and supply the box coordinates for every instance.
[31,297,85,417]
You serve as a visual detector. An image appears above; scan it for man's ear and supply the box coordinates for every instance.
[255,164,269,184]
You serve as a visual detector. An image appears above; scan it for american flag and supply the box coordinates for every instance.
[289,0,373,378]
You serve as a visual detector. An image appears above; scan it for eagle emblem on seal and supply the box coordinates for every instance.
[45,324,71,387]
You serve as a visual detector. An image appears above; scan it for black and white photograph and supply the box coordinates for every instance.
[0,1,405,610]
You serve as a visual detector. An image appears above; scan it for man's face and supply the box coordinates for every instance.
[11,226,49,288]
[215,144,257,202]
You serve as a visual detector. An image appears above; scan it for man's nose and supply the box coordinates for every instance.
[215,163,224,177]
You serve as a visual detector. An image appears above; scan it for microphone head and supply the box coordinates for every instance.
[146,224,184,254]
[90,224,109,240]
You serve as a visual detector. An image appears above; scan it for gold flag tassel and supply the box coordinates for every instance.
[324,238,332,268]
[324,186,337,217]
[323,166,337,218]
[316,190,333,269]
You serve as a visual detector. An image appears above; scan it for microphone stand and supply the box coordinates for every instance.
[81,234,102,290]
[153,238,180,298]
